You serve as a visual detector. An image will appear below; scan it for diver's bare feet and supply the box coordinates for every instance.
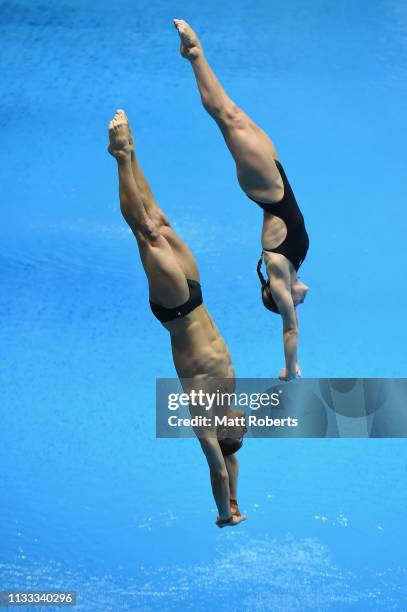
[216,514,247,528]
[114,109,138,162]
[117,109,135,149]
[108,109,133,161]
[173,19,202,60]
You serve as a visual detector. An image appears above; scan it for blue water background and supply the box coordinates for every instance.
[1,1,406,610]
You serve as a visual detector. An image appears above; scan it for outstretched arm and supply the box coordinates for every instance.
[270,278,299,380]
[199,437,246,527]
[224,453,243,516]
[265,254,301,380]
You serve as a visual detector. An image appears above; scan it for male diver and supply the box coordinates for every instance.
[108,110,246,527]
[174,19,310,381]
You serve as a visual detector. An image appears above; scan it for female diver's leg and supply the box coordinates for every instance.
[174,19,283,204]
[115,110,200,281]
[109,111,190,307]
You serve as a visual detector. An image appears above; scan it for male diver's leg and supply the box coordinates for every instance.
[115,110,200,281]
[109,111,190,307]
[115,109,165,217]
[174,19,283,204]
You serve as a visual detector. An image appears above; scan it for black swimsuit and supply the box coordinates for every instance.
[149,279,203,323]
[250,160,309,271]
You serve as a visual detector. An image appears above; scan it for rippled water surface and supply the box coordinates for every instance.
[1,1,407,610]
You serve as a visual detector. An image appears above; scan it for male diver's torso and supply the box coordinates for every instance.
[165,305,235,382]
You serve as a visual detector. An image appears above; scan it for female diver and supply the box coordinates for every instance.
[174,19,310,381]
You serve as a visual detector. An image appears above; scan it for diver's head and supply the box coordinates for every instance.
[218,436,243,456]
[261,282,280,313]
[257,253,280,314]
